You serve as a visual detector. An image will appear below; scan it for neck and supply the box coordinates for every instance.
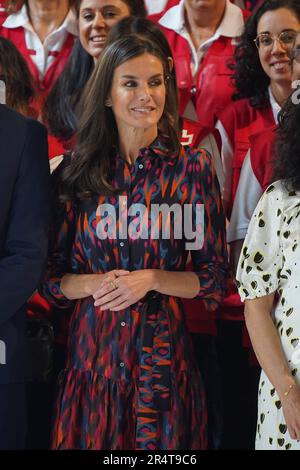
[117,126,158,164]
[184,1,226,49]
[270,81,292,108]
[27,0,70,42]
[184,1,226,32]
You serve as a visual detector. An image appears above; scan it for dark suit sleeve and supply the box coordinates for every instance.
[0,119,50,326]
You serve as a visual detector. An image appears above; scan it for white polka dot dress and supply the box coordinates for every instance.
[237,180,300,450]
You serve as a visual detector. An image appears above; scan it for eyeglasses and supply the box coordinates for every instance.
[254,30,298,50]
[291,47,300,63]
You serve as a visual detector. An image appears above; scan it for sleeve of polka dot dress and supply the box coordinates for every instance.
[236,182,284,301]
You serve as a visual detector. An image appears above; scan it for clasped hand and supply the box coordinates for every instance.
[93,269,155,311]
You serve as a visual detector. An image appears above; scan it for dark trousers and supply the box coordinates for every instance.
[191,333,224,450]
[25,343,66,449]
[0,383,27,450]
[216,320,260,450]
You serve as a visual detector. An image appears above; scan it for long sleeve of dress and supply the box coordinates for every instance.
[186,147,228,310]
[39,162,77,308]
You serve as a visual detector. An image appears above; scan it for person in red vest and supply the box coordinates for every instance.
[0,0,78,114]
[217,0,300,215]
[150,0,249,129]
[228,30,300,272]
[215,1,300,449]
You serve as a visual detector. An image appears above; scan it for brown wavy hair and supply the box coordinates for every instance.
[0,36,35,115]
[61,35,180,199]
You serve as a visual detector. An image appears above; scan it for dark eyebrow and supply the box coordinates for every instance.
[102,5,119,9]
[81,5,119,11]
[120,74,163,79]
[258,28,297,35]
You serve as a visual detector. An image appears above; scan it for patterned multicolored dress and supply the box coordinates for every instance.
[40,136,228,450]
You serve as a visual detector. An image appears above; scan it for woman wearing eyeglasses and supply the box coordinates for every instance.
[236,46,300,450]
[214,0,300,449]
[228,31,300,275]
[217,0,300,216]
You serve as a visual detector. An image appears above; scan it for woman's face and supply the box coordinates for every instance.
[79,0,131,60]
[292,33,300,81]
[256,8,300,85]
[108,53,166,133]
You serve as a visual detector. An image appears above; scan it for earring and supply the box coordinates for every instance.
[105,99,112,107]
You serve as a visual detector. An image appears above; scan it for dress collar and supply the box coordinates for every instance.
[115,133,179,166]
[159,0,244,39]
[3,4,78,36]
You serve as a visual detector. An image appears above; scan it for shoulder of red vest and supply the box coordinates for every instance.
[249,126,277,154]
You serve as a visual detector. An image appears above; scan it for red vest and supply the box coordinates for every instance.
[0,25,75,112]
[218,99,275,209]
[164,0,179,10]
[180,117,221,150]
[215,101,275,323]
[150,8,249,128]
[249,125,277,192]
[179,118,222,335]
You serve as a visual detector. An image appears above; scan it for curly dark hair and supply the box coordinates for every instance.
[273,85,300,190]
[232,0,300,109]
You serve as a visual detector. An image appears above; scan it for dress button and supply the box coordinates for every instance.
[138,164,144,169]
[121,321,126,327]
[120,362,125,367]
[120,241,124,247]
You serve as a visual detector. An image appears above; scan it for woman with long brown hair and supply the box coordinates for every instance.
[40,35,227,449]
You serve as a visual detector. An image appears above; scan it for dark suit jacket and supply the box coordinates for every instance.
[0,105,50,383]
